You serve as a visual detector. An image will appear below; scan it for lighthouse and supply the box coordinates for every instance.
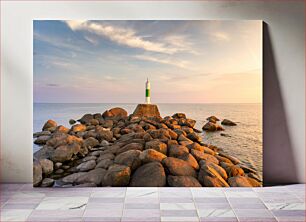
[145,78,151,104]
[132,78,160,117]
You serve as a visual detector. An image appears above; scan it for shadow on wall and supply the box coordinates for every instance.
[263,22,298,185]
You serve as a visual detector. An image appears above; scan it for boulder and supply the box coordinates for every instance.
[102,110,113,118]
[215,155,233,164]
[42,119,57,131]
[219,152,241,164]
[130,162,166,187]
[54,169,64,174]
[143,133,153,142]
[102,119,113,128]
[145,139,167,155]
[115,142,144,155]
[190,149,219,164]
[33,160,42,187]
[41,178,54,187]
[202,122,224,131]
[103,164,131,186]
[34,136,51,145]
[71,124,87,133]
[62,172,87,183]
[139,149,167,163]
[56,125,70,133]
[247,173,262,182]
[168,144,189,158]
[95,127,113,142]
[100,140,110,147]
[173,129,187,137]
[178,134,193,143]
[69,119,76,125]
[78,114,94,124]
[90,150,103,157]
[172,113,186,119]
[221,119,237,126]
[228,176,261,187]
[198,164,229,187]
[75,168,106,186]
[167,129,178,140]
[114,150,142,171]
[46,133,82,148]
[82,156,97,162]
[97,153,115,162]
[184,119,196,128]
[206,116,220,123]
[90,119,100,126]
[187,142,204,152]
[179,141,193,146]
[188,143,215,155]
[33,131,51,138]
[133,104,161,118]
[76,160,96,172]
[33,145,53,160]
[178,153,199,170]
[39,159,53,175]
[187,132,202,142]
[93,113,103,120]
[238,164,258,174]
[149,129,171,140]
[84,137,100,148]
[220,162,234,170]
[96,159,113,169]
[51,143,81,162]
[228,165,244,177]
[167,175,201,187]
[54,162,62,169]
[167,140,178,147]
[199,161,228,180]
[109,107,128,118]
[181,126,194,134]
[162,157,197,178]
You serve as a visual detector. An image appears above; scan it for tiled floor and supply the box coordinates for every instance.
[0,184,305,222]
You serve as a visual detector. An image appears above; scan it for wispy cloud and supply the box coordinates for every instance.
[211,32,230,42]
[65,20,195,55]
[163,35,199,55]
[84,35,99,45]
[134,54,191,70]
[46,83,60,87]
[34,32,82,52]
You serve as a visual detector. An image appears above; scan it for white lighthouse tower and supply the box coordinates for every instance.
[133,78,160,117]
[145,78,151,104]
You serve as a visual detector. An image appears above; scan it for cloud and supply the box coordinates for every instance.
[84,35,99,45]
[211,32,230,42]
[163,35,199,55]
[65,20,194,55]
[34,32,82,52]
[158,72,212,82]
[46,83,59,87]
[134,54,191,69]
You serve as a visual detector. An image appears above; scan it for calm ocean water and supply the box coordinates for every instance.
[33,103,262,174]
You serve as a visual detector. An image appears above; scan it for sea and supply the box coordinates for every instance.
[33,103,262,175]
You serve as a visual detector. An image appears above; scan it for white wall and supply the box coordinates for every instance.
[1,1,305,184]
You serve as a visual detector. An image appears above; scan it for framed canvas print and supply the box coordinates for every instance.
[33,20,262,187]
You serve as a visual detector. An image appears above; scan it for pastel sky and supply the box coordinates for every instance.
[34,20,262,103]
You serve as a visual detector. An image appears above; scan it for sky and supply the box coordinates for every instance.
[34,20,262,103]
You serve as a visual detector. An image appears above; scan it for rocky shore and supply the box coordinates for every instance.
[33,104,262,187]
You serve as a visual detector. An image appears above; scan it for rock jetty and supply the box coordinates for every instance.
[33,105,261,187]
